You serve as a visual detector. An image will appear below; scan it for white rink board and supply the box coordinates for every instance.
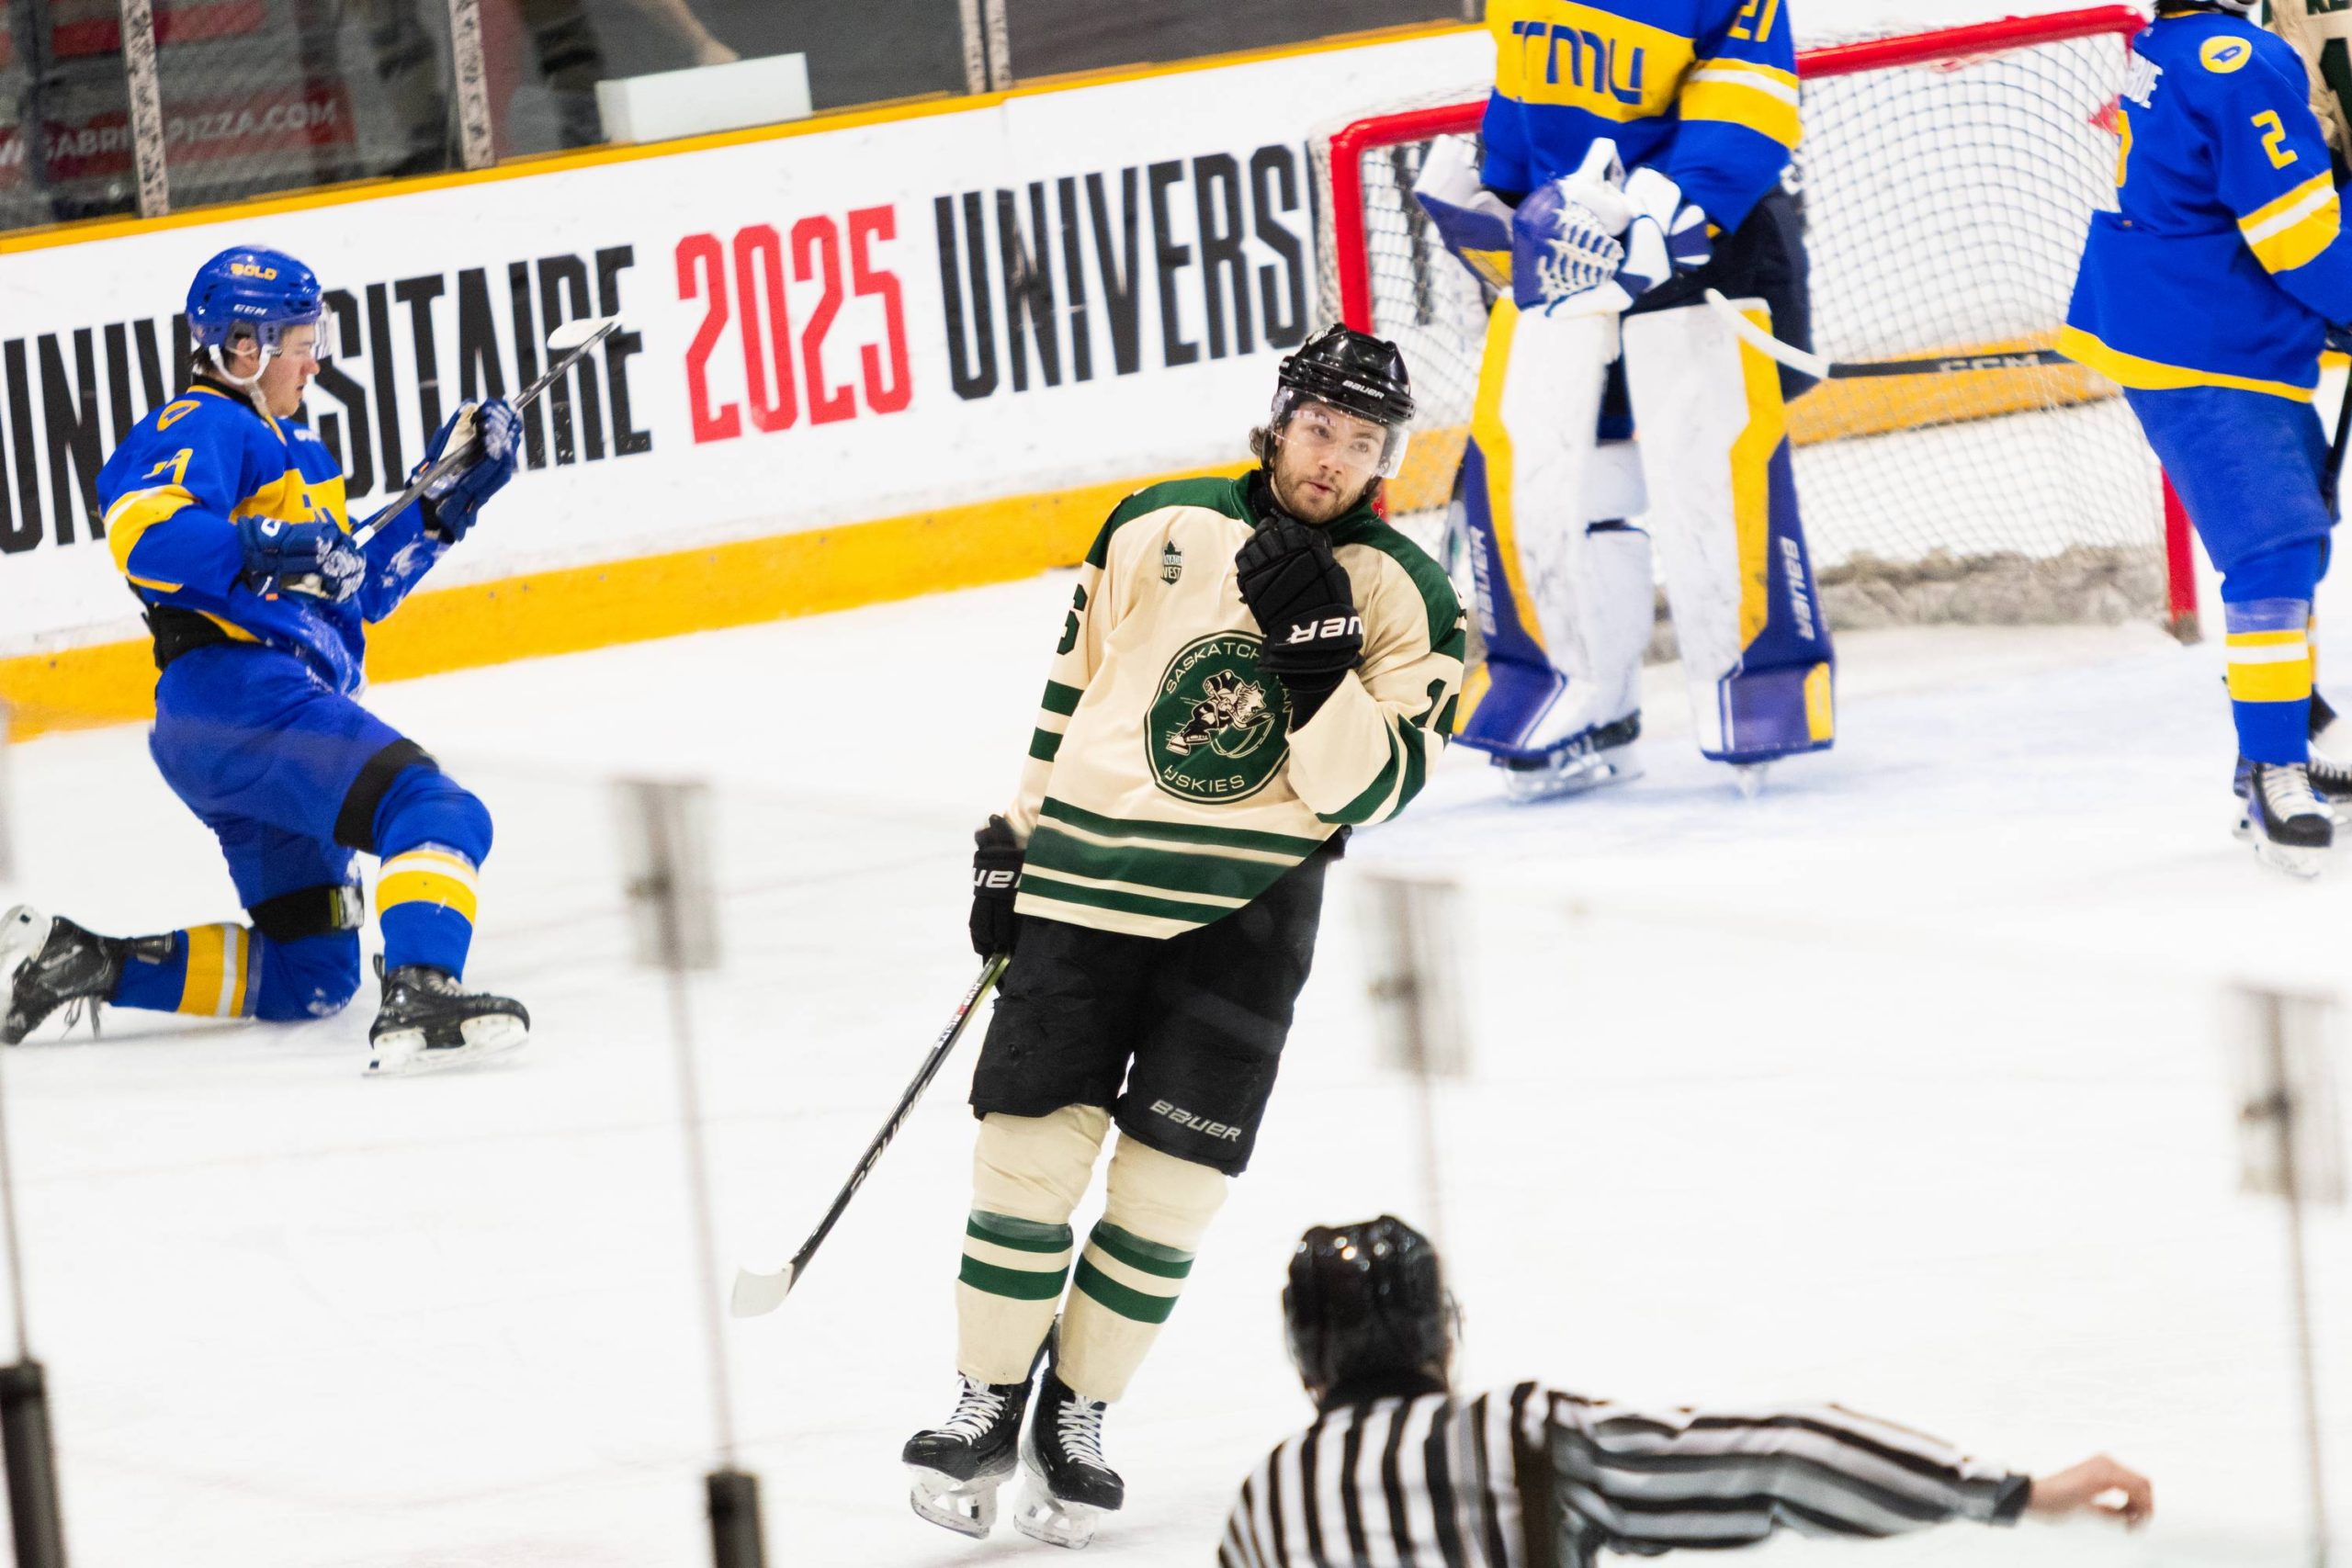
[0,27,1488,654]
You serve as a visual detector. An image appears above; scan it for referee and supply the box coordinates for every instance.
[1219,1216,2153,1568]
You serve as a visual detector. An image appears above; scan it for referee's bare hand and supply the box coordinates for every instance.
[2025,1455,2154,1529]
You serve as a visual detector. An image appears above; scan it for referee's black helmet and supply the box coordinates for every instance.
[1283,1215,1453,1392]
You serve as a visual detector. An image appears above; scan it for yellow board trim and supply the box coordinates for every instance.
[2055,326,2315,401]
[1728,305,1788,650]
[0,460,1250,741]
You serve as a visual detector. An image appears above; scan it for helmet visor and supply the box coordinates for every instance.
[216,307,339,366]
[1272,390,1409,479]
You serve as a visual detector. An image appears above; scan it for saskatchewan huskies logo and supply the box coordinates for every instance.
[1148,633,1289,803]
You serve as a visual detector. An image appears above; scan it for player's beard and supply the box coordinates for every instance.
[1269,454,1371,525]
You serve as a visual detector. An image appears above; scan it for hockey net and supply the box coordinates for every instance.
[1311,6,2200,638]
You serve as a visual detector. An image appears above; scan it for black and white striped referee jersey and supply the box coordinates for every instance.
[1217,1381,2031,1568]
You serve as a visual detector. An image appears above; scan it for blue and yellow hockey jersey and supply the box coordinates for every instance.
[2063,11,2352,401]
[1480,0,1801,230]
[96,384,447,694]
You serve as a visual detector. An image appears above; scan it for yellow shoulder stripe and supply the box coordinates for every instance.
[104,484,198,576]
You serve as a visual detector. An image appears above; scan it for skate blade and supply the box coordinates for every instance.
[2251,837,2329,879]
[909,1462,1009,1539]
[1012,1473,1102,1551]
[1499,749,1641,804]
[1733,763,1769,799]
[366,1014,530,1077]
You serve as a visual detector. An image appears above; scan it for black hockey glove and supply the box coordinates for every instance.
[969,815,1023,958]
[1235,519,1363,728]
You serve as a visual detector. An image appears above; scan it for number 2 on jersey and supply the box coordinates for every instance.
[2253,110,2298,170]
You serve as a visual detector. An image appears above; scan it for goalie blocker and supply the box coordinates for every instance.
[1423,142,1833,792]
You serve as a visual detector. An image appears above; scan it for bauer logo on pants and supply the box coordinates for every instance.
[1150,633,1288,803]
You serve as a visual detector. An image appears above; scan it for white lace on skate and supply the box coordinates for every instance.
[1053,1396,1111,1472]
[2260,764,2325,823]
[2245,763,2333,878]
[939,1375,1010,1441]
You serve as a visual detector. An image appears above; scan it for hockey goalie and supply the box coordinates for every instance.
[1414,0,1836,800]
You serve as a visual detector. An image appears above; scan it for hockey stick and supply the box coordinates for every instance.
[349,313,623,547]
[729,953,1012,1318]
[2325,328,2352,522]
[1702,288,2072,382]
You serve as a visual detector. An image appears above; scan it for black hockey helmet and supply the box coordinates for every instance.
[1267,326,1416,478]
[1283,1215,1454,1393]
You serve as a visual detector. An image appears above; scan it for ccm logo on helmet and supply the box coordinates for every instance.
[1151,1099,1243,1141]
[229,262,280,279]
[1284,616,1363,644]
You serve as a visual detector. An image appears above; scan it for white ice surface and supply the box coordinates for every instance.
[1,557,2347,1567]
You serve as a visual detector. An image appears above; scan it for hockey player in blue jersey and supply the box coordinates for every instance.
[2063,0,2352,874]
[1411,0,1833,799]
[0,245,531,1068]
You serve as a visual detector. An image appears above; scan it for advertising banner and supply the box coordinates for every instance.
[0,27,1487,658]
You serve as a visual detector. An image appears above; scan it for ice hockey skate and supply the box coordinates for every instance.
[2,906,137,1045]
[1013,1368,1123,1549]
[902,1371,1032,1538]
[1497,714,1643,803]
[366,960,530,1076]
[2236,750,2352,825]
[2234,762,2334,876]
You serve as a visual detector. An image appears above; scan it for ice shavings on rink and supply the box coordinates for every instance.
[0,561,2345,1565]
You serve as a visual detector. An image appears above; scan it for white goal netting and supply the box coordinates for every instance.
[1312,10,2195,637]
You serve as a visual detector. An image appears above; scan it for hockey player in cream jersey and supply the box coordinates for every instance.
[1413,0,1834,800]
[900,327,1464,1549]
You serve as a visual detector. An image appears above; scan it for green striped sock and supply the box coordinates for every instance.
[958,1210,1074,1302]
[1070,1220,1194,1325]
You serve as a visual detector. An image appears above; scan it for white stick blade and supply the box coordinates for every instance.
[547,314,622,353]
[729,1262,796,1317]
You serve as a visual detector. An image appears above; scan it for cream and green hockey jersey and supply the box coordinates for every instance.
[2269,0,2352,151]
[1009,474,1465,940]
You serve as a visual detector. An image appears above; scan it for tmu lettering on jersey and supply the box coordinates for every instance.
[674,206,913,445]
[0,244,650,558]
[933,144,1312,402]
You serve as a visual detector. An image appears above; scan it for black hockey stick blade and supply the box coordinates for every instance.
[730,953,1011,1319]
[349,315,625,547]
[1702,289,2071,382]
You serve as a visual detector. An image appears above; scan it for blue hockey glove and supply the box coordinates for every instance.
[237,515,363,602]
[1510,140,1634,312]
[1614,168,1713,301]
[415,399,520,542]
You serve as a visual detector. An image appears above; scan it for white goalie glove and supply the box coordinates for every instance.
[1510,141,1715,313]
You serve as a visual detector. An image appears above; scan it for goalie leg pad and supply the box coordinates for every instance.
[958,1106,1110,1385]
[1455,299,1648,759]
[1623,299,1835,765]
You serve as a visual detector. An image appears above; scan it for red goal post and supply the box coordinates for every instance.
[1318,6,2202,639]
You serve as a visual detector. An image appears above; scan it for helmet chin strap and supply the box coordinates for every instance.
[205,341,278,420]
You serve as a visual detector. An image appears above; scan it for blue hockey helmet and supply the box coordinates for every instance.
[186,245,337,367]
